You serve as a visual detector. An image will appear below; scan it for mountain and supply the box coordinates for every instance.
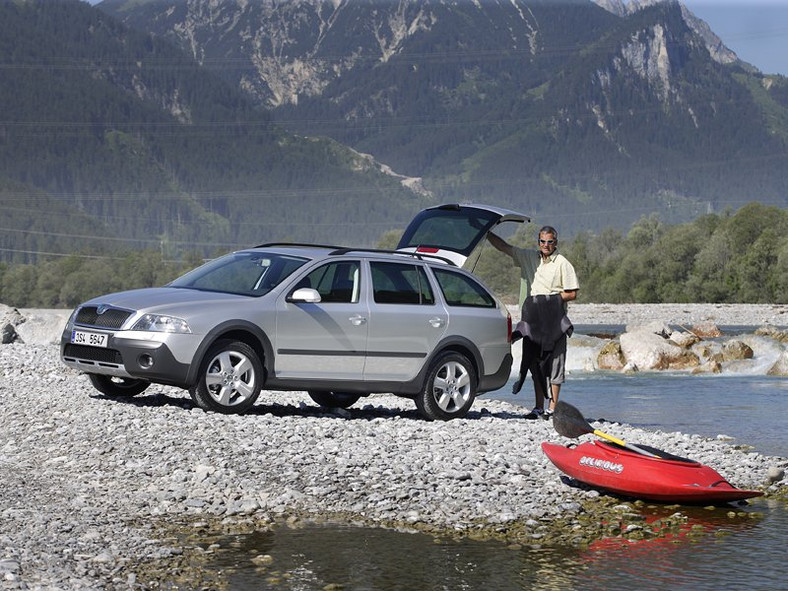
[3,0,787,267]
[596,0,749,69]
[98,0,788,234]
[0,0,429,264]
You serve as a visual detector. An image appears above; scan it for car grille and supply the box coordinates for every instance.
[75,306,133,329]
[62,344,123,365]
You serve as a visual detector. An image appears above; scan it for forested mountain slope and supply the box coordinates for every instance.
[100,0,788,232]
[0,0,428,263]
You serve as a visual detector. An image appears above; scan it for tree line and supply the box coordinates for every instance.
[1,203,785,309]
[418,202,787,306]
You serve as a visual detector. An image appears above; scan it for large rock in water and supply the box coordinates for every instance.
[755,325,788,343]
[691,320,723,338]
[625,320,671,337]
[620,326,700,370]
[669,330,700,348]
[767,351,788,376]
[691,359,723,374]
[721,339,754,361]
[596,341,625,370]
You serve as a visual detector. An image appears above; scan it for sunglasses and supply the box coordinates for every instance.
[539,239,556,245]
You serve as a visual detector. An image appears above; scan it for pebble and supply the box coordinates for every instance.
[0,342,785,589]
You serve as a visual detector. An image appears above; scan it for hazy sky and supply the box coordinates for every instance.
[679,1,788,75]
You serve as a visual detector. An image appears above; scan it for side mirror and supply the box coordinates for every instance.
[289,287,322,303]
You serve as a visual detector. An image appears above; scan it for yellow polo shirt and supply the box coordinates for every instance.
[512,248,579,306]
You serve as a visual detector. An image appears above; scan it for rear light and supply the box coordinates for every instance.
[416,246,440,253]
[507,312,512,342]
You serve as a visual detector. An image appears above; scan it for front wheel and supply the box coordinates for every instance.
[189,340,263,414]
[308,391,361,409]
[415,352,477,421]
[88,374,150,397]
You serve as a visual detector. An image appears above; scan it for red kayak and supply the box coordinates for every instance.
[542,440,763,504]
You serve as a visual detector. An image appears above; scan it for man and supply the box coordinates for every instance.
[487,226,579,419]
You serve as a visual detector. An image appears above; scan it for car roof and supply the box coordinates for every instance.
[250,243,338,258]
[250,243,458,266]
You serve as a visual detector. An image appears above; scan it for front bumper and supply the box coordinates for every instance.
[61,333,193,388]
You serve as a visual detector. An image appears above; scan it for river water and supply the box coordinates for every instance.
[195,327,787,590]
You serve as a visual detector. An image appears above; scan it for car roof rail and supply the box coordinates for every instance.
[329,247,457,266]
[253,242,345,249]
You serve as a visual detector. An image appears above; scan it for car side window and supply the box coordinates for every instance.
[370,262,434,305]
[432,268,495,308]
[298,261,361,303]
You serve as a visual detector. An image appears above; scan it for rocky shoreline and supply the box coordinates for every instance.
[0,304,786,589]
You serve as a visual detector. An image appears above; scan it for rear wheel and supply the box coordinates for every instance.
[88,374,150,397]
[415,352,476,421]
[308,391,361,409]
[190,340,263,414]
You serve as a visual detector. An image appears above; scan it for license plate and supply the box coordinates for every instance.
[71,330,109,348]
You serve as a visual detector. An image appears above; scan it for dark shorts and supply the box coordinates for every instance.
[517,334,567,390]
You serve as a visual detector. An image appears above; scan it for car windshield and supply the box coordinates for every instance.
[169,252,309,296]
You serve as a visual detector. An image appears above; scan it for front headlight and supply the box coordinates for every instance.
[132,314,192,334]
[64,308,79,332]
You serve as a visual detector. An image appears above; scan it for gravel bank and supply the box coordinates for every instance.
[567,303,787,328]
[1,341,786,589]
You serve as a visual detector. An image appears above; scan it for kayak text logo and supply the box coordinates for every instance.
[579,456,624,474]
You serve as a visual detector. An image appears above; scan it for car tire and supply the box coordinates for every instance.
[308,391,361,409]
[416,352,476,421]
[190,339,263,414]
[88,374,150,397]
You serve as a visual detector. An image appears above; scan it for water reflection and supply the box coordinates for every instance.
[201,523,525,590]
[191,501,782,591]
[577,500,785,589]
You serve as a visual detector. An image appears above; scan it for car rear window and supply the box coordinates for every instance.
[432,268,496,308]
[397,207,500,254]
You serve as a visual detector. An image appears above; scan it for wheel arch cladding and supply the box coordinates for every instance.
[431,337,482,383]
[186,321,272,386]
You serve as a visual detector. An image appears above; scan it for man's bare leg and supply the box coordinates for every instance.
[548,384,561,413]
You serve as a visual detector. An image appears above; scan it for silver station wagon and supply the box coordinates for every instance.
[61,204,529,420]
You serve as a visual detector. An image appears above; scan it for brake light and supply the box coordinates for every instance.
[416,246,440,253]
[507,312,512,342]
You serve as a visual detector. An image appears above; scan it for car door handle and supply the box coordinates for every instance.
[428,316,446,328]
[349,314,367,326]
